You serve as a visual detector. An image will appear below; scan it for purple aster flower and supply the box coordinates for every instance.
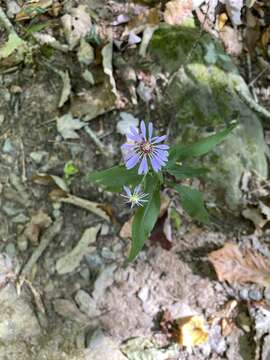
[121,120,169,174]
[121,185,148,208]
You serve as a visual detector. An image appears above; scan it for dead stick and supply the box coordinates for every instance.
[20,217,63,277]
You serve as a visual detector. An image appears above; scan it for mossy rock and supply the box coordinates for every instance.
[150,23,268,209]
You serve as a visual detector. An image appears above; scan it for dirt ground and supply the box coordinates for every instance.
[1,1,270,359]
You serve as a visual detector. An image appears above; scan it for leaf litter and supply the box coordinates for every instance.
[1,0,270,358]
[209,243,270,286]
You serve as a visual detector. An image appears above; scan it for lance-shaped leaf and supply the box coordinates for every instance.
[169,123,237,163]
[87,165,142,191]
[128,175,161,261]
[174,185,209,224]
[166,164,208,180]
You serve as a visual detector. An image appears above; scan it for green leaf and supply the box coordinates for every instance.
[128,175,161,262]
[169,123,237,163]
[166,164,208,180]
[26,21,51,35]
[174,185,210,224]
[0,33,27,59]
[64,161,78,178]
[87,165,142,191]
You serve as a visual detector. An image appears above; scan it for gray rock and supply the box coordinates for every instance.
[239,288,249,300]
[2,139,14,153]
[92,264,117,301]
[248,289,263,301]
[209,325,227,354]
[150,24,268,210]
[264,288,270,304]
[0,283,41,341]
[5,243,16,258]
[86,328,128,359]
[30,151,48,165]
[75,289,100,318]
[11,213,29,224]
[17,234,28,252]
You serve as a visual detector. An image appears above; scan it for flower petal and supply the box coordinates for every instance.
[138,156,148,174]
[127,133,142,142]
[123,186,131,196]
[134,185,141,193]
[140,121,147,140]
[150,156,161,172]
[148,122,153,140]
[155,144,169,150]
[126,153,140,169]
[152,135,167,144]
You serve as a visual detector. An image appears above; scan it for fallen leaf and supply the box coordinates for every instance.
[102,36,118,98]
[176,315,209,347]
[0,33,27,66]
[261,26,270,49]
[56,113,85,139]
[219,26,243,56]
[50,191,110,222]
[117,112,139,136]
[33,173,110,221]
[209,243,270,286]
[123,7,159,36]
[58,71,71,108]
[0,254,14,288]
[61,5,92,49]
[164,0,193,26]
[16,0,53,21]
[23,211,52,245]
[56,225,100,274]
[208,300,238,336]
[150,211,172,250]
[70,79,116,121]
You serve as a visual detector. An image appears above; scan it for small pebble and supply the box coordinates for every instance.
[264,288,270,304]
[5,243,16,258]
[12,213,29,224]
[101,247,115,260]
[239,288,249,300]
[248,289,262,301]
[80,268,90,280]
[30,151,48,165]
[17,235,28,252]
[2,139,14,153]
[0,114,4,125]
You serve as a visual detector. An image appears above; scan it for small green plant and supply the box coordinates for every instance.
[88,120,236,261]
[64,161,79,183]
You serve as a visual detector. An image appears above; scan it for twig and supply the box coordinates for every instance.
[0,6,18,34]
[19,217,63,278]
[235,84,270,120]
[246,53,258,102]
[20,139,27,182]
[168,4,214,86]
[84,125,109,156]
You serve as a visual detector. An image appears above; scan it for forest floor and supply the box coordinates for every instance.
[1,0,270,359]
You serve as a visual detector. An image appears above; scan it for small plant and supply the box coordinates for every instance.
[64,161,79,183]
[88,120,236,261]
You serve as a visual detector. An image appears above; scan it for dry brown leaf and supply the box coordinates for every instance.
[164,0,193,26]
[23,211,52,245]
[176,315,209,347]
[123,7,160,36]
[209,243,270,286]
[16,0,53,21]
[219,25,243,56]
[261,26,270,49]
